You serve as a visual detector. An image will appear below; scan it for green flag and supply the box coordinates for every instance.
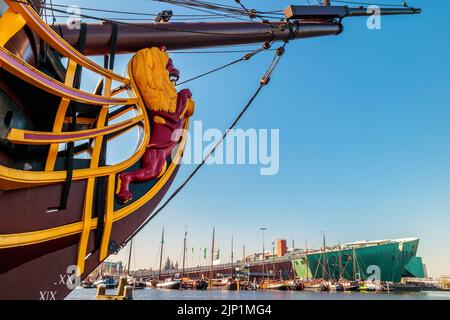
[203,248,207,259]
[216,249,220,259]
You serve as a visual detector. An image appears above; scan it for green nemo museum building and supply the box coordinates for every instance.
[293,238,426,282]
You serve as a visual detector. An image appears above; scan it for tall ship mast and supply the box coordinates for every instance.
[0,0,421,299]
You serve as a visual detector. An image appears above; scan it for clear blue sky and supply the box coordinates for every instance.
[54,0,449,277]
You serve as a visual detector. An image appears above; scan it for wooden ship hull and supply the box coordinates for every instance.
[156,279,182,290]
[0,0,189,300]
[0,0,420,300]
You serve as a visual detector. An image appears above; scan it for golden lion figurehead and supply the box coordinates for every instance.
[130,47,178,113]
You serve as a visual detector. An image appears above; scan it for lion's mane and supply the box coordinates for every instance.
[131,47,178,113]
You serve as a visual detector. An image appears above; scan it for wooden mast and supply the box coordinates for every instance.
[322,232,327,280]
[209,227,215,287]
[260,227,267,282]
[338,242,343,280]
[182,230,187,276]
[305,239,309,281]
[231,236,234,276]
[126,239,133,275]
[158,227,164,281]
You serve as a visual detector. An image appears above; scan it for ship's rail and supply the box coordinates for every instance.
[0,1,145,192]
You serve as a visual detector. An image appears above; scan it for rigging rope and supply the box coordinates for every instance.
[40,2,240,17]
[178,0,284,15]
[234,0,267,21]
[170,48,276,54]
[11,0,280,37]
[155,0,251,15]
[153,0,284,19]
[331,0,407,6]
[120,41,289,250]
[153,1,251,22]
[48,15,247,22]
[48,0,57,25]
[176,43,271,85]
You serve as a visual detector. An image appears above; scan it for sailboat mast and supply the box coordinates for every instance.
[338,242,343,280]
[305,239,309,281]
[126,239,133,275]
[182,230,187,276]
[158,227,164,281]
[352,248,357,281]
[260,228,267,282]
[209,227,215,286]
[322,232,327,280]
[231,236,234,273]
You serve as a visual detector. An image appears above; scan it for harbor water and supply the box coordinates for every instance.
[66,288,450,300]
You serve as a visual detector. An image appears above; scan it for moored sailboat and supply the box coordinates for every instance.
[156,278,182,290]
[265,281,289,291]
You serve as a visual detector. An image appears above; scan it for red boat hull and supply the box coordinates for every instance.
[0,165,180,300]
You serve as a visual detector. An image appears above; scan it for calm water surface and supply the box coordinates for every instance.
[66,288,450,300]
